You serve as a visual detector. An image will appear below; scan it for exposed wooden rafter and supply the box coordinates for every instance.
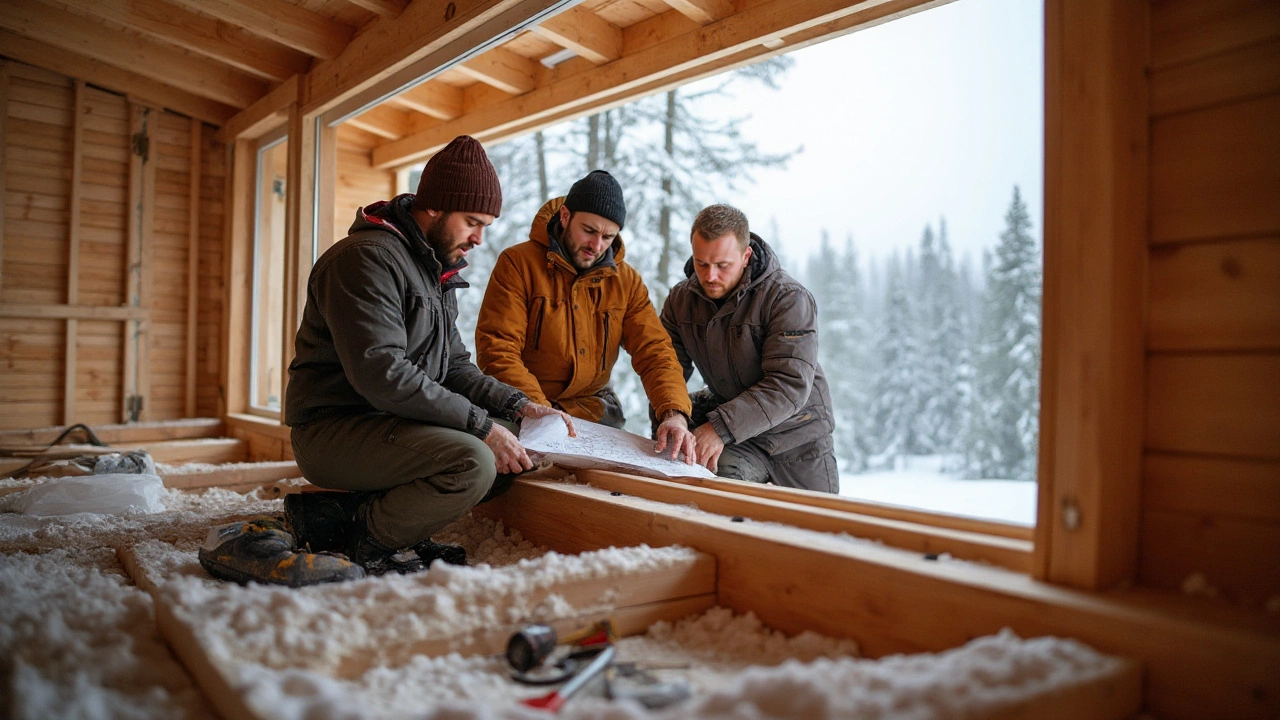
[530,5,622,64]
[660,0,735,24]
[372,0,912,168]
[388,82,464,120]
[343,0,408,19]
[0,0,267,108]
[347,103,412,140]
[43,0,313,83]
[0,28,238,124]
[165,0,354,60]
[455,46,539,95]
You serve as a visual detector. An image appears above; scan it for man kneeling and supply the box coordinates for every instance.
[660,204,838,494]
[285,136,572,575]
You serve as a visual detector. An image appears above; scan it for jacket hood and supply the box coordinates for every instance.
[682,232,778,296]
[350,194,469,286]
[529,197,627,264]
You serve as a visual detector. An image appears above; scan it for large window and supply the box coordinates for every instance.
[439,0,1042,525]
[249,135,289,415]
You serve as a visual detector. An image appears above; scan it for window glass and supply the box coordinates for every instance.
[250,138,289,413]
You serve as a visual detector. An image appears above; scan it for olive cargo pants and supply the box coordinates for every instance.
[291,412,514,550]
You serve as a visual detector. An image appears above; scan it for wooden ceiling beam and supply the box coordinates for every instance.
[302,0,561,118]
[529,6,622,64]
[388,82,464,120]
[343,0,408,18]
[0,0,267,108]
[44,0,312,83]
[0,29,237,125]
[660,0,735,24]
[455,46,538,95]
[165,0,354,60]
[345,104,412,140]
[217,75,298,142]
[373,0,916,168]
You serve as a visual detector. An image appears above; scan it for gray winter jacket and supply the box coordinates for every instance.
[660,234,834,454]
[285,195,526,436]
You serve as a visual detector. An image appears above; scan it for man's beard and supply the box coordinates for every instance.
[425,215,466,266]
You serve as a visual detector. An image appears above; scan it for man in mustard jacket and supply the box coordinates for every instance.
[476,170,696,461]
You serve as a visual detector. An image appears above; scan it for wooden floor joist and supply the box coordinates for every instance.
[476,476,1280,720]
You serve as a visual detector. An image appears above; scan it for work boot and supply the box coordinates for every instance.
[284,491,365,553]
[344,518,427,576]
[412,540,467,567]
[198,516,365,587]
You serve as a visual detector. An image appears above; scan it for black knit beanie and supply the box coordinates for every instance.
[564,170,626,230]
[411,135,502,217]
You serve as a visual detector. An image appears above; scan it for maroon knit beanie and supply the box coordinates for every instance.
[411,135,502,217]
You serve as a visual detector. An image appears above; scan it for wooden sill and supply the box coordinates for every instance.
[224,412,291,440]
[576,468,1033,573]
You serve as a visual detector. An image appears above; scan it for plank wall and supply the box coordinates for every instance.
[331,123,394,253]
[1141,0,1280,605]
[0,60,225,429]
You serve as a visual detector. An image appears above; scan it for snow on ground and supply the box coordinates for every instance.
[839,455,1037,525]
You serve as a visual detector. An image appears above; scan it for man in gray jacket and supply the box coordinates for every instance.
[660,204,838,493]
[285,135,572,574]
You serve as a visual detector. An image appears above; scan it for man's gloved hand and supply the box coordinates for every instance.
[519,402,577,437]
[692,423,725,473]
[484,423,534,475]
[654,410,697,465]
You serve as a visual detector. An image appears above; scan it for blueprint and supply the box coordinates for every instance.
[519,415,715,479]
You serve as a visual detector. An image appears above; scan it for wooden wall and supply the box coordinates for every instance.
[0,61,225,430]
[1140,0,1280,606]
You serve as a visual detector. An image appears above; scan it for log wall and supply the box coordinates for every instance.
[1141,0,1280,605]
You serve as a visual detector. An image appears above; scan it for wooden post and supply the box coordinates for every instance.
[221,139,255,417]
[64,80,85,424]
[123,102,156,423]
[0,61,8,295]
[186,117,202,418]
[281,100,308,415]
[1035,0,1149,589]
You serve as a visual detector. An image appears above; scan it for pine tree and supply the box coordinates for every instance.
[817,235,874,471]
[868,253,925,467]
[964,186,1042,480]
[913,219,968,458]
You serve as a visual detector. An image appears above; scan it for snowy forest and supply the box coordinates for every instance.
[444,61,1043,484]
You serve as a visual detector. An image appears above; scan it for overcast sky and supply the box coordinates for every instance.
[692,0,1044,268]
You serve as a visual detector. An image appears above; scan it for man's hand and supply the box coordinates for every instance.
[654,411,697,465]
[484,423,533,475]
[692,423,725,473]
[518,402,577,437]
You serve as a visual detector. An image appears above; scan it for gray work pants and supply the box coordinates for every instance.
[291,412,507,550]
[690,389,840,494]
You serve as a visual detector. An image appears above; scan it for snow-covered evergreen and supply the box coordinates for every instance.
[963,187,1042,481]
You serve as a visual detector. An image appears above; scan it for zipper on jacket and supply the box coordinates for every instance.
[600,312,610,372]
[531,297,545,350]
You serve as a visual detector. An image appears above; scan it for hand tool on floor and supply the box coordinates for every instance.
[506,619,615,673]
[605,663,691,710]
[521,644,616,712]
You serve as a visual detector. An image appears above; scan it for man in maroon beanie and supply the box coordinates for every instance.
[284,135,573,575]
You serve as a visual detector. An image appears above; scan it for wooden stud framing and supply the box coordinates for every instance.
[281,102,314,412]
[0,60,8,293]
[221,139,256,417]
[0,304,148,321]
[185,117,202,418]
[1034,0,1149,590]
[63,80,86,424]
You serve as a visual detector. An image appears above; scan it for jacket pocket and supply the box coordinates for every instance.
[600,311,611,373]
[529,296,546,350]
